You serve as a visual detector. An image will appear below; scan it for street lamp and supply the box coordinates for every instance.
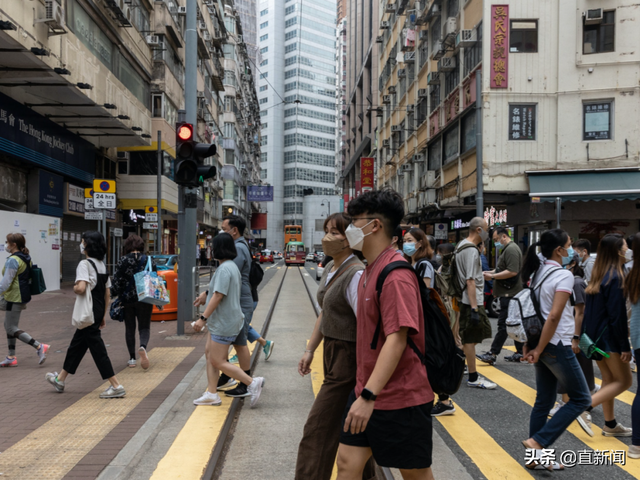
[320,199,331,216]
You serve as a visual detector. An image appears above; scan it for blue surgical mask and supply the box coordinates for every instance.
[561,246,574,266]
[494,242,503,249]
[403,243,417,257]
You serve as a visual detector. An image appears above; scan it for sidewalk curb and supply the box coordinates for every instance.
[96,354,207,480]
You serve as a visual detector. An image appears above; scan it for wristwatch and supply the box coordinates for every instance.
[472,307,478,313]
[572,335,580,341]
[200,315,207,322]
[361,388,377,401]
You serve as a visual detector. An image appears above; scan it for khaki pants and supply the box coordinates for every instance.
[295,337,377,480]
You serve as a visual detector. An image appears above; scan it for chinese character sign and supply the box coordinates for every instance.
[360,157,374,193]
[247,186,274,202]
[509,105,536,140]
[484,206,508,226]
[491,5,509,89]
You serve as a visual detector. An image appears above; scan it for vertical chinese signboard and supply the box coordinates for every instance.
[490,5,509,89]
[360,157,374,193]
[509,105,536,140]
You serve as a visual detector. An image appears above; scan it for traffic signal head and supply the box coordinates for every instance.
[174,122,217,186]
[196,165,217,184]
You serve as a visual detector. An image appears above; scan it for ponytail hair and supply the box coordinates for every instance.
[6,233,29,256]
[520,229,569,283]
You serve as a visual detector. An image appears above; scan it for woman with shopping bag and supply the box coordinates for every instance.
[45,231,126,398]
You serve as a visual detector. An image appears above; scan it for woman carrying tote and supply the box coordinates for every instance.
[581,234,633,436]
[0,233,49,367]
[520,229,591,471]
[45,231,125,398]
[112,234,153,369]
[295,213,376,480]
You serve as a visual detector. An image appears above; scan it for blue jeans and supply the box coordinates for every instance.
[246,302,260,343]
[530,341,591,447]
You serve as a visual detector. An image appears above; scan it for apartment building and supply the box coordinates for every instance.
[335,18,347,189]
[258,0,338,251]
[376,0,640,249]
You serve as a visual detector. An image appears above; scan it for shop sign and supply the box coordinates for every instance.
[112,228,123,237]
[38,171,64,217]
[451,219,471,230]
[490,5,509,89]
[485,206,508,227]
[360,157,374,193]
[0,92,94,183]
[531,197,541,203]
[66,183,86,216]
[247,186,274,202]
[509,105,536,141]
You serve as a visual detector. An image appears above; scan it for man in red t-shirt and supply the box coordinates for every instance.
[337,190,435,480]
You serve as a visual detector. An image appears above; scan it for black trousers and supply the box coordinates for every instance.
[63,321,115,380]
[123,301,153,359]
[490,296,524,355]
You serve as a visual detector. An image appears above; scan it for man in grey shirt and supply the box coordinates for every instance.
[218,215,254,397]
[573,239,595,283]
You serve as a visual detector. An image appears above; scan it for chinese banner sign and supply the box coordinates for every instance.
[247,186,274,202]
[360,157,374,193]
[490,5,509,89]
[509,104,536,140]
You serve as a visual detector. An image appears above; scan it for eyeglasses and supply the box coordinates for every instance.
[351,217,378,223]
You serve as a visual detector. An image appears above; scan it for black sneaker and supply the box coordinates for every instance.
[225,383,250,397]
[431,401,456,417]
[504,353,524,362]
[476,352,496,365]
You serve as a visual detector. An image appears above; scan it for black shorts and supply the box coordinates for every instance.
[339,390,434,470]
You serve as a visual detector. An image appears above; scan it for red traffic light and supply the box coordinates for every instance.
[177,124,193,141]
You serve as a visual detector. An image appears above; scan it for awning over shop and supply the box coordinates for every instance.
[527,169,640,202]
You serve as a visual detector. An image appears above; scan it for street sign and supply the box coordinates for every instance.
[145,206,157,213]
[113,228,123,237]
[85,197,94,210]
[84,188,94,198]
[145,213,158,222]
[434,223,448,240]
[143,222,159,229]
[93,192,116,209]
[85,211,104,220]
[93,179,116,193]
[531,197,541,203]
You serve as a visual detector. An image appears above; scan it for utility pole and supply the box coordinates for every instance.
[475,70,484,218]
[157,130,163,254]
[176,0,199,335]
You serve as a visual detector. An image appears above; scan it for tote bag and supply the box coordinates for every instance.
[72,266,94,330]
[134,256,170,306]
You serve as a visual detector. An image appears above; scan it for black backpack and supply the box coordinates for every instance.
[249,258,264,289]
[373,261,466,396]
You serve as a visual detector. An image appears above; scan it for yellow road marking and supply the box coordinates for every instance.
[479,366,640,477]
[436,406,535,480]
[150,343,258,480]
[0,347,194,480]
[503,346,636,405]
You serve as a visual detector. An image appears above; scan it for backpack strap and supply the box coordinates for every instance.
[371,261,417,350]
[532,267,564,291]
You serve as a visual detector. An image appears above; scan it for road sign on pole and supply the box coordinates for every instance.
[93,192,116,209]
[85,198,94,210]
[143,222,159,230]
[85,211,104,220]
[93,179,116,193]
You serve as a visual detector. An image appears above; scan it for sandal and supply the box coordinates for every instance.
[522,440,553,471]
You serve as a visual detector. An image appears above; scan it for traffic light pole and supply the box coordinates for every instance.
[177,0,199,334]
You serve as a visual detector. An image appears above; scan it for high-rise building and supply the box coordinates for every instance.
[234,0,260,83]
[336,18,347,190]
[337,0,347,22]
[258,0,338,251]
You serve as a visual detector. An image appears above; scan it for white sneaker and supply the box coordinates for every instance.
[467,376,497,389]
[577,411,594,437]
[590,384,601,395]
[100,385,126,399]
[193,391,222,406]
[602,422,632,437]
[128,359,136,368]
[247,377,264,407]
[549,400,565,417]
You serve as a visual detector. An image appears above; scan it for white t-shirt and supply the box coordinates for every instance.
[532,260,574,346]
[325,255,362,315]
[76,258,112,290]
[415,259,435,281]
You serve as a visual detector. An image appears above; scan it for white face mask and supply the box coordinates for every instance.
[345,220,375,251]
[80,243,85,254]
[625,249,633,263]
[4,244,11,253]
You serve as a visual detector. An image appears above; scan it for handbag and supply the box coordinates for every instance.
[110,296,125,322]
[72,261,94,330]
[134,256,170,306]
[29,264,47,295]
[579,329,610,359]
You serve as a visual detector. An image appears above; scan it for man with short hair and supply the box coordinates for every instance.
[455,217,496,390]
[477,227,524,365]
[337,189,435,480]
[573,239,595,283]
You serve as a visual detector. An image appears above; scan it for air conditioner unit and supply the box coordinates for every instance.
[383,139,391,147]
[382,95,391,104]
[427,72,440,85]
[380,21,390,29]
[404,51,415,63]
[388,85,396,94]
[413,153,425,163]
[420,171,436,190]
[456,29,477,48]
[177,6,187,15]
[391,125,402,133]
[418,88,428,97]
[376,35,384,43]
[400,164,413,172]
[438,56,456,72]
[237,35,244,43]
[386,2,397,12]
[397,68,406,78]
[117,151,130,160]
[585,8,604,25]
[197,91,205,98]
[199,21,207,31]
[146,35,160,46]
[40,0,66,31]
[203,31,211,40]
[407,104,415,113]
[431,40,444,60]
[444,17,458,39]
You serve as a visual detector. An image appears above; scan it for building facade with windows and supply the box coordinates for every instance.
[377,0,640,249]
[258,0,338,251]
[336,18,347,190]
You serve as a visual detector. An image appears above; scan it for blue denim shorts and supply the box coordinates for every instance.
[210,333,237,345]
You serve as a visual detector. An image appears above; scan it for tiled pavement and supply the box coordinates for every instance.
[0,285,207,479]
